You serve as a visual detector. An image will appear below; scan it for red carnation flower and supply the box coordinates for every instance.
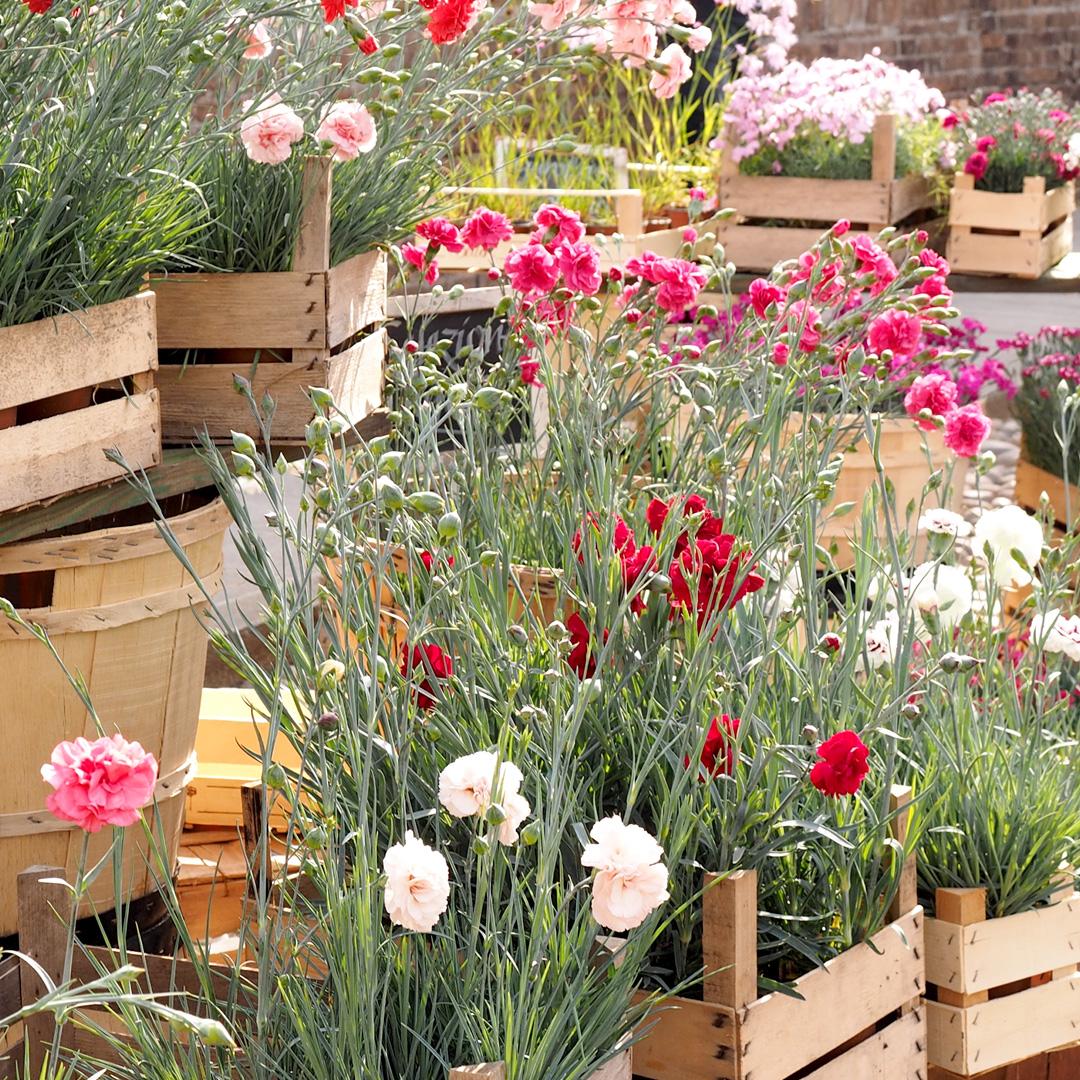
[964,151,990,182]
[426,0,476,44]
[23,0,53,12]
[320,0,355,23]
[685,714,741,779]
[572,513,655,615]
[566,612,607,679]
[358,32,378,54]
[810,730,870,797]
[400,643,453,710]
[669,535,765,630]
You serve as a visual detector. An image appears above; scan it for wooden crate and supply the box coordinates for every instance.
[928,1044,1080,1080]
[0,293,161,515]
[1013,456,1080,529]
[633,788,926,1080]
[151,157,386,444]
[925,884,1080,1076]
[716,114,934,272]
[0,494,230,939]
[947,175,1074,280]
[184,688,303,829]
[435,186,700,271]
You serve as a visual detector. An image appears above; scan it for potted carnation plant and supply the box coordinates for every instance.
[714,53,947,271]
[945,89,1079,278]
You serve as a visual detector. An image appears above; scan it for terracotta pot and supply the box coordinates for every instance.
[18,386,93,425]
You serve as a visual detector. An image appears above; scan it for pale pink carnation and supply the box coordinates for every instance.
[242,20,272,59]
[240,94,304,165]
[582,815,669,932]
[316,100,377,162]
[528,0,578,30]
[649,43,692,100]
[41,735,158,833]
[383,831,450,933]
[687,25,711,52]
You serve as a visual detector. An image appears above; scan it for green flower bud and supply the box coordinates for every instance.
[508,624,528,646]
[231,452,256,478]
[479,549,499,568]
[519,819,541,846]
[407,490,445,515]
[485,802,508,825]
[317,658,346,690]
[437,511,461,541]
[265,763,288,791]
[376,477,405,511]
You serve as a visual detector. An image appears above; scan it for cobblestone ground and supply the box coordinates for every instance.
[964,418,1020,516]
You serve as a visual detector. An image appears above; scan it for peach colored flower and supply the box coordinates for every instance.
[242,20,272,59]
[438,750,530,845]
[528,0,578,30]
[315,100,377,162]
[581,815,669,931]
[240,94,304,165]
[649,43,692,99]
[497,792,532,846]
[41,735,158,833]
[383,831,450,933]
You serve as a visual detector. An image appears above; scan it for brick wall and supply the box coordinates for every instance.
[791,0,1080,102]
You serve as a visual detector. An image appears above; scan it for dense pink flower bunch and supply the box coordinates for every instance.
[947,89,1080,191]
[623,250,708,318]
[715,51,944,168]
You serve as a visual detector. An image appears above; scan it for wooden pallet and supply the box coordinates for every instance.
[925,884,1080,1076]
[151,157,386,444]
[716,115,934,272]
[947,176,1074,280]
[0,293,161,515]
[633,788,926,1080]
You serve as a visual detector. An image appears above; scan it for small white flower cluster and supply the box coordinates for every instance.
[382,753,669,935]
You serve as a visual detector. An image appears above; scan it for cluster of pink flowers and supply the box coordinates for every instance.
[724,0,798,73]
[622,250,708,319]
[240,95,376,165]
[903,374,991,457]
[715,51,944,166]
[946,88,1080,190]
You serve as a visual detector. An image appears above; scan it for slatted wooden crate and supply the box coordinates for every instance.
[925,883,1080,1076]
[151,157,386,444]
[435,186,698,271]
[947,176,1074,280]
[716,114,935,272]
[632,787,926,1080]
[184,688,303,829]
[1013,456,1080,529]
[928,1044,1080,1080]
[0,293,161,515]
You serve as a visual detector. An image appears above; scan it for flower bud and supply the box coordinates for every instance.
[520,819,541,845]
[508,624,528,646]
[265,763,288,791]
[801,723,819,743]
[407,490,445,515]
[546,619,568,641]
[437,511,461,541]
[376,477,405,511]
[485,802,508,825]
[318,658,346,690]
[231,430,257,457]
[316,711,339,730]
[479,549,499,569]
[900,702,921,720]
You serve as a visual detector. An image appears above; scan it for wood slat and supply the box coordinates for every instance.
[0,391,161,516]
[739,907,925,1080]
[0,294,157,411]
[927,975,1080,1075]
[151,272,328,350]
[715,223,825,272]
[719,175,891,224]
[926,895,1080,994]
[328,330,385,427]
[630,993,739,1080]
[326,251,388,347]
[801,1008,926,1080]
[1014,457,1080,527]
[948,188,1048,232]
[158,356,329,442]
[0,957,21,1019]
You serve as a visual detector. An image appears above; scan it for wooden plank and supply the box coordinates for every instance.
[928,895,1080,995]
[630,993,738,1080]
[186,762,290,829]
[0,294,157,411]
[948,188,1047,232]
[739,907,925,1080]
[889,785,917,923]
[158,356,330,442]
[702,869,757,1010]
[892,174,935,222]
[1014,457,1080,527]
[0,449,215,547]
[715,222,824,272]
[328,331,385,428]
[151,272,328,351]
[449,1066,506,1080]
[947,230,1045,279]
[327,251,388,348]
[871,113,897,186]
[0,391,160,516]
[0,957,21,1021]
[1044,182,1075,227]
[927,975,1080,1075]
[195,688,303,771]
[801,1008,926,1080]
[294,156,332,275]
[718,175,890,224]
[589,1048,632,1080]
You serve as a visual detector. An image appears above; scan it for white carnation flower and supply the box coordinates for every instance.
[917,508,972,538]
[581,815,669,932]
[383,832,450,933]
[1031,609,1080,662]
[972,505,1043,588]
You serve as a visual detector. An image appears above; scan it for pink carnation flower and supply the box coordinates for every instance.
[242,20,272,59]
[504,244,560,296]
[461,208,514,252]
[316,100,377,162]
[556,240,602,295]
[943,404,991,458]
[747,277,785,318]
[416,217,464,253]
[240,94,305,165]
[868,309,923,360]
[532,203,585,247]
[904,373,959,431]
[964,151,990,181]
[649,43,692,100]
[41,735,158,833]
